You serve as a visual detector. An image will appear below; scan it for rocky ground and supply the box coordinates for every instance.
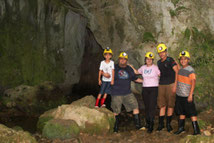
[32,108,214,143]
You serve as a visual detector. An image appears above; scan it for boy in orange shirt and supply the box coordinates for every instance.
[174,51,200,135]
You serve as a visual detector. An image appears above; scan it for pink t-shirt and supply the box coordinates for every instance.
[138,64,160,87]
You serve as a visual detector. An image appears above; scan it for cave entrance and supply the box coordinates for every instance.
[71,27,105,101]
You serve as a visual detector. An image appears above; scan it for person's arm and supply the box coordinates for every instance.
[172,65,179,93]
[175,60,181,70]
[98,70,102,85]
[128,64,140,75]
[111,69,115,85]
[188,78,196,102]
[134,78,143,83]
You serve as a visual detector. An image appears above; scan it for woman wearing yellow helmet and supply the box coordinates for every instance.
[129,52,160,133]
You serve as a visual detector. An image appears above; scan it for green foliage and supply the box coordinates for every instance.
[184,28,191,40]
[171,0,180,7]
[198,119,209,129]
[142,32,156,43]
[170,6,189,17]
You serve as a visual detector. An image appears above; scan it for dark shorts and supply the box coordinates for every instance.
[175,95,197,117]
[99,81,111,95]
[157,83,176,108]
[111,93,139,114]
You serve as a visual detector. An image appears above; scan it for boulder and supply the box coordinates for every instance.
[42,119,80,140]
[1,81,67,115]
[0,124,37,143]
[37,95,115,139]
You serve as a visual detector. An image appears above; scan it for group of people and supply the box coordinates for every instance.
[95,44,200,135]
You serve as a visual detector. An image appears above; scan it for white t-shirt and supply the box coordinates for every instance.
[99,60,114,82]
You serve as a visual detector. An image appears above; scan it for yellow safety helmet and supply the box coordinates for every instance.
[179,51,190,59]
[118,52,128,59]
[103,47,113,56]
[157,43,167,53]
[145,52,155,59]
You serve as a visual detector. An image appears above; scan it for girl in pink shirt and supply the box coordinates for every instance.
[130,52,160,133]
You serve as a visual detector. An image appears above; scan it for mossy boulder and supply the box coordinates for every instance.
[180,135,214,143]
[1,81,67,115]
[0,124,37,143]
[42,119,80,140]
[37,95,115,138]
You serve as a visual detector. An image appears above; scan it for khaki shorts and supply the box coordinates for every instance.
[111,93,139,114]
[157,83,175,108]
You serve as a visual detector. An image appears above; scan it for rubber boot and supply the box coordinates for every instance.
[192,121,200,135]
[145,118,150,129]
[134,114,142,130]
[156,116,164,131]
[100,98,106,107]
[114,115,119,133]
[174,119,185,134]
[95,98,100,107]
[147,118,154,133]
[166,116,173,132]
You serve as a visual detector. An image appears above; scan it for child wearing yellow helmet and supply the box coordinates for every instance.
[174,51,200,135]
[129,52,160,133]
[95,47,115,108]
[156,43,179,132]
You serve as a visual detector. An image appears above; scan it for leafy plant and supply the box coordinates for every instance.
[142,32,156,43]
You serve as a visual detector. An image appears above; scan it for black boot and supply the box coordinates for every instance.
[147,118,154,133]
[174,119,185,134]
[134,114,142,130]
[166,116,173,132]
[192,121,200,135]
[145,118,150,129]
[156,116,165,131]
[114,115,119,133]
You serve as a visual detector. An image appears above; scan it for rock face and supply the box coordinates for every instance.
[37,96,115,139]
[0,0,102,94]
[64,0,214,108]
[0,0,214,108]
[0,124,37,143]
[1,81,66,115]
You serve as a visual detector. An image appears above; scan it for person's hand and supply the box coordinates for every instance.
[187,95,193,102]
[103,72,111,78]
[111,80,114,85]
[98,80,102,86]
[172,84,176,93]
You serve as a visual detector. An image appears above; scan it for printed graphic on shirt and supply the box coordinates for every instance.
[118,70,129,79]
[144,69,152,74]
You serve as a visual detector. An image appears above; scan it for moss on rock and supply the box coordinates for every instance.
[42,119,80,140]
[0,124,37,143]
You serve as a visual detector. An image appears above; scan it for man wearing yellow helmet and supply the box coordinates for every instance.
[174,51,200,135]
[110,52,143,132]
[129,52,160,133]
[95,47,115,108]
[156,43,179,132]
